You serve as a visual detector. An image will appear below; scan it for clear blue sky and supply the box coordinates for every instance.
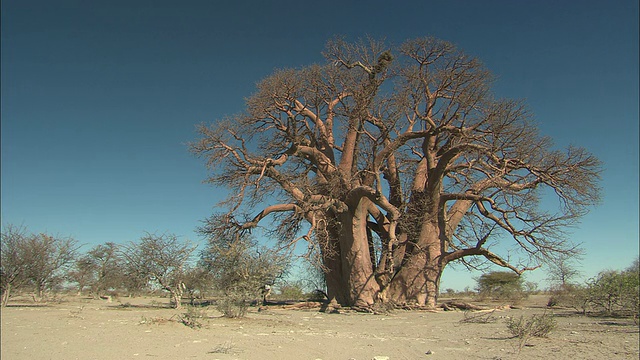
[2,0,638,290]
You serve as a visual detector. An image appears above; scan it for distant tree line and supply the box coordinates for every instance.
[547,257,639,320]
[3,223,636,321]
[1,224,290,311]
[468,257,638,321]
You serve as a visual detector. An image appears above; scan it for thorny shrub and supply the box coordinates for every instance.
[179,305,208,328]
[506,312,557,339]
[215,295,250,318]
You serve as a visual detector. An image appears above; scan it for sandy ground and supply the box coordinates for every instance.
[1,295,638,360]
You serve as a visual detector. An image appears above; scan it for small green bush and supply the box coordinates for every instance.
[547,283,589,313]
[586,267,639,317]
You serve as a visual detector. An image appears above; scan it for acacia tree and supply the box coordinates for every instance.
[476,271,525,301]
[86,242,125,298]
[181,265,214,305]
[546,253,582,290]
[67,242,125,298]
[122,233,196,309]
[20,232,79,301]
[200,230,290,300]
[199,229,290,317]
[1,225,30,306]
[67,254,98,295]
[191,37,601,309]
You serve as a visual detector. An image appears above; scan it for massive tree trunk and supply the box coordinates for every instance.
[386,221,444,308]
[320,199,382,308]
[386,255,443,308]
[317,213,349,305]
[337,198,381,308]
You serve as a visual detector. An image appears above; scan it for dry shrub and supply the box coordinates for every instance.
[139,316,171,325]
[208,340,235,354]
[506,311,557,355]
[506,312,556,339]
[215,295,249,318]
[547,284,588,313]
[460,309,498,324]
[179,305,208,328]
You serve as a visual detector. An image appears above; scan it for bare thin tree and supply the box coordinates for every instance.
[199,228,290,302]
[20,232,80,301]
[86,242,125,298]
[546,253,583,290]
[191,36,601,309]
[67,254,98,296]
[122,232,196,309]
[1,224,30,306]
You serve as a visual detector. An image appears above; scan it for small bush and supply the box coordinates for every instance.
[208,340,234,354]
[139,316,171,325]
[307,289,328,301]
[506,312,556,355]
[215,295,249,318]
[276,282,306,300]
[585,268,638,317]
[547,283,589,313]
[68,306,85,319]
[506,312,556,339]
[179,305,208,328]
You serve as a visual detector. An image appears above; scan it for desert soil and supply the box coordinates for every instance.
[1,294,638,360]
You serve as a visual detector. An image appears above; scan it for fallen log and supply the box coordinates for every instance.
[440,301,486,311]
[280,301,323,310]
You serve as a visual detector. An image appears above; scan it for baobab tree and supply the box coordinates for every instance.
[191,37,601,309]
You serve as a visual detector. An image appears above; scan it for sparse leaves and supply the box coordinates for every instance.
[179,305,208,329]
